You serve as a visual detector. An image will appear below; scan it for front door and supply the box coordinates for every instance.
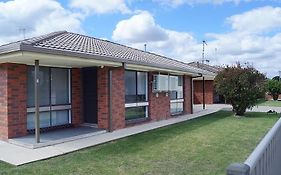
[82,67,98,124]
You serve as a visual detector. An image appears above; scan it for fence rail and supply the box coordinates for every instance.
[227,117,281,175]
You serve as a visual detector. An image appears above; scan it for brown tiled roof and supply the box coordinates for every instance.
[0,31,207,75]
[188,62,221,74]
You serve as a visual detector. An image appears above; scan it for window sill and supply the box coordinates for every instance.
[171,111,184,117]
[125,117,150,125]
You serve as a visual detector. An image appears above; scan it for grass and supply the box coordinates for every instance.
[257,99,281,107]
[0,111,279,175]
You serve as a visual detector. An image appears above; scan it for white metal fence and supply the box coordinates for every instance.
[227,117,281,175]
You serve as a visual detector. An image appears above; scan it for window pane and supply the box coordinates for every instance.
[125,106,146,120]
[125,71,137,103]
[27,111,51,130]
[158,75,169,91]
[27,66,50,107]
[51,68,69,105]
[170,103,177,114]
[51,110,69,126]
[170,102,183,115]
[177,76,183,99]
[169,75,183,100]
[177,102,183,112]
[137,72,147,102]
[169,76,178,100]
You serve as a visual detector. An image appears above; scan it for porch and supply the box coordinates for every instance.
[9,126,106,149]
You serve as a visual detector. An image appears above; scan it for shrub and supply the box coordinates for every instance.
[214,65,265,116]
[266,79,281,100]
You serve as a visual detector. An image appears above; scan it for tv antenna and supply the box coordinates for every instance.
[202,40,209,64]
[19,27,27,39]
[144,43,147,52]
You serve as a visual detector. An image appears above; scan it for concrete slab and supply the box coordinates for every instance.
[9,127,106,149]
[0,107,224,166]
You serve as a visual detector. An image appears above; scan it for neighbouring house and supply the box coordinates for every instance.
[265,93,281,101]
[188,62,224,104]
[0,31,209,141]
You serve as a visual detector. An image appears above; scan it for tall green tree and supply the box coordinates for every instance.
[214,65,265,116]
[266,79,281,100]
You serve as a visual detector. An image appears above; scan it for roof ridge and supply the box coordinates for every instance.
[21,31,67,45]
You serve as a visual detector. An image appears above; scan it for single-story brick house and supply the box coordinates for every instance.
[0,31,212,141]
[188,62,224,104]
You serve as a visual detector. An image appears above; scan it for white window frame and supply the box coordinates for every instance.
[125,70,149,119]
[26,67,72,128]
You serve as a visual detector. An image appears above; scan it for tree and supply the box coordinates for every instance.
[214,65,265,116]
[266,79,281,100]
[272,76,280,81]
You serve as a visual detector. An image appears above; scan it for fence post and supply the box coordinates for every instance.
[226,163,250,175]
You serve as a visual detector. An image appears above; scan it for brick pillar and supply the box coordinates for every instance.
[111,67,125,129]
[97,67,109,129]
[71,68,83,126]
[148,72,170,121]
[183,75,192,114]
[0,63,27,140]
[97,67,125,130]
[0,64,8,140]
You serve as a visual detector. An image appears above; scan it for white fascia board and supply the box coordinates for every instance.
[0,51,123,68]
[125,63,199,76]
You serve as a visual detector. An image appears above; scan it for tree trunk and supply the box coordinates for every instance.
[233,105,246,116]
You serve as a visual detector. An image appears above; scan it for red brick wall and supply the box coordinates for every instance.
[71,68,83,126]
[193,80,214,104]
[111,67,125,129]
[97,67,109,129]
[0,63,27,140]
[183,75,193,114]
[148,72,170,121]
[97,67,125,130]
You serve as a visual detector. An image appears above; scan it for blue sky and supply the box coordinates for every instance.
[79,1,280,40]
[0,0,281,77]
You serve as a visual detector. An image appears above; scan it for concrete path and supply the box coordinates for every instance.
[248,105,281,113]
[0,106,224,166]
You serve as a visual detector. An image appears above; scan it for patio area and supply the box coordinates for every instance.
[9,126,106,149]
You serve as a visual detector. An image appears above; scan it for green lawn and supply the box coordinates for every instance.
[0,111,278,175]
[257,99,281,107]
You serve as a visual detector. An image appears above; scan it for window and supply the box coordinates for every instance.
[125,71,147,103]
[125,70,148,120]
[169,75,184,115]
[27,66,71,130]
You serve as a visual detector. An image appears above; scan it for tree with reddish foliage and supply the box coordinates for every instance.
[214,65,265,116]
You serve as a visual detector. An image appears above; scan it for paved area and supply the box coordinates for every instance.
[9,127,106,149]
[0,106,224,166]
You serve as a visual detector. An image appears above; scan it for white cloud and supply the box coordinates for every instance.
[154,0,252,7]
[112,11,197,60]
[227,6,281,34]
[0,0,83,44]
[69,0,131,14]
[113,11,168,43]
[112,7,281,78]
